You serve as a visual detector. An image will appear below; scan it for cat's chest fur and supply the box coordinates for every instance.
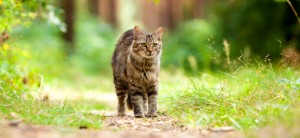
[133,70,157,83]
[126,57,159,89]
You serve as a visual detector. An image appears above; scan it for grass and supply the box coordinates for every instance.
[0,45,105,129]
[163,64,300,130]
[0,96,104,129]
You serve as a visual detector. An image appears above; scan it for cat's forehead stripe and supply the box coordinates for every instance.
[145,33,154,43]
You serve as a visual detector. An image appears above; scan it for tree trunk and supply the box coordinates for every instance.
[61,0,75,55]
[139,0,183,30]
[88,0,100,16]
[99,0,118,27]
[193,0,208,18]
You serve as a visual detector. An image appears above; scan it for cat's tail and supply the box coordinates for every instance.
[126,92,133,110]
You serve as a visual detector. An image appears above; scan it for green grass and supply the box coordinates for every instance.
[0,45,105,129]
[163,65,300,130]
[0,96,104,129]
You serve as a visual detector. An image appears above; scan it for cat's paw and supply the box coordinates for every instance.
[117,113,126,117]
[146,113,158,118]
[134,114,145,118]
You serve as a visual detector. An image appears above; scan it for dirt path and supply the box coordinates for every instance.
[0,86,242,138]
[0,112,241,138]
[102,112,241,138]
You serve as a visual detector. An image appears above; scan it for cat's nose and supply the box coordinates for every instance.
[147,51,154,55]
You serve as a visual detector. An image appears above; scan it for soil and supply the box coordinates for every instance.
[0,112,242,138]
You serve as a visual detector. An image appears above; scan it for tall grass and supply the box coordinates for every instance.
[164,62,300,129]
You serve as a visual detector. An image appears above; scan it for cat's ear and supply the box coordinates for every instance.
[154,27,163,40]
[133,25,143,40]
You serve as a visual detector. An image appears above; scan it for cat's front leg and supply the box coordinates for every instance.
[116,90,127,116]
[147,85,158,117]
[142,93,148,113]
[130,86,145,118]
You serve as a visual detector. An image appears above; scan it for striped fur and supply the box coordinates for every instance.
[112,26,163,118]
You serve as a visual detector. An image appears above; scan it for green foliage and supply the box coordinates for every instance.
[209,0,299,58]
[0,43,103,129]
[162,0,300,74]
[0,1,105,129]
[0,44,31,96]
[163,20,215,74]
[0,0,64,32]
[0,0,39,31]
[71,14,116,74]
[164,65,300,129]
[11,13,116,78]
[11,21,67,80]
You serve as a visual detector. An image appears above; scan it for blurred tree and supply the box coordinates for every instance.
[192,0,208,18]
[99,0,117,27]
[88,0,100,16]
[86,0,210,30]
[182,0,209,19]
[61,0,75,54]
[87,0,117,27]
[138,0,210,30]
[138,0,184,30]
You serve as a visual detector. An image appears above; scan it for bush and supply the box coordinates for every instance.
[71,14,116,74]
[163,20,216,74]
[0,42,39,104]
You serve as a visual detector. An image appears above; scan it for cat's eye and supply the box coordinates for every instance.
[153,43,159,47]
[141,42,147,47]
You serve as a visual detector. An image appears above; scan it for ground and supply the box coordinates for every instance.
[0,113,240,138]
[0,89,241,138]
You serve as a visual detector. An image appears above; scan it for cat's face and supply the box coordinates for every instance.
[132,26,163,58]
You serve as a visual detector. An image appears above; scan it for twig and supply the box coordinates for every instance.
[287,0,300,24]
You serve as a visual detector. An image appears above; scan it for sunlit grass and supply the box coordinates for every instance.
[0,96,104,128]
[163,66,300,130]
[0,60,105,129]
[0,47,105,129]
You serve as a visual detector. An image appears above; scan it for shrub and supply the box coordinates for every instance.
[163,20,216,74]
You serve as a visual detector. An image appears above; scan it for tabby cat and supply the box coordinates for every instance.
[112,25,163,118]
